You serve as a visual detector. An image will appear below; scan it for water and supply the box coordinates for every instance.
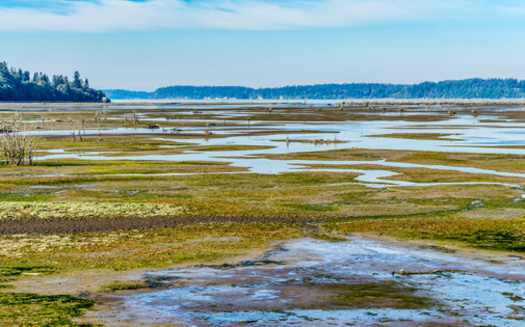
[5,103,525,325]
[97,236,525,326]
[8,107,524,189]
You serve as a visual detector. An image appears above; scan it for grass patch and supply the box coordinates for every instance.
[324,217,525,252]
[99,280,149,292]
[281,203,338,212]
[0,201,185,220]
[317,282,436,310]
[186,144,275,152]
[264,148,525,174]
[0,223,301,272]
[38,136,191,153]
[367,133,462,141]
[0,293,99,327]
[0,267,55,284]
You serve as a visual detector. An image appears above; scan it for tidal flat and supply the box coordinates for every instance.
[0,100,524,326]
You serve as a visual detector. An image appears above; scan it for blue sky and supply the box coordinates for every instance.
[1,0,525,90]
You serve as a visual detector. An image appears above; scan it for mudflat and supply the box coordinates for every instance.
[1,100,524,326]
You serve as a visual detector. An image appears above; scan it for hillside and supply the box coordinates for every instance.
[0,62,105,102]
[106,78,525,100]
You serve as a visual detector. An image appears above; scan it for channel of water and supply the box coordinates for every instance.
[25,112,525,188]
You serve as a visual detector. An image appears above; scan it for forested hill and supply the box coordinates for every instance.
[102,89,153,100]
[0,62,105,102]
[107,78,525,100]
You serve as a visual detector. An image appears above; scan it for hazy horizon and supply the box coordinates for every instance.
[101,77,525,93]
[2,1,525,91]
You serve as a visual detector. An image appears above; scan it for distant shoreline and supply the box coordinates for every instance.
[102,78,525,100]
[2,98,525,108]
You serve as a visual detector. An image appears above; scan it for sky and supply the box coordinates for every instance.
[1,0,525,90]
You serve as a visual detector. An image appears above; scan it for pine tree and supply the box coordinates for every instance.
[73,71,82,88]
[41,74,50,85]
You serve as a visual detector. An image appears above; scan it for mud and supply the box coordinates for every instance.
[0,215,318,235]
[86,236,525,327]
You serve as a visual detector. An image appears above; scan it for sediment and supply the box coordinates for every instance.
[0,215,314,235]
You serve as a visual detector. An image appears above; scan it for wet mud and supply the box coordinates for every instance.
[0,215,318,235]
[89,236,525,326]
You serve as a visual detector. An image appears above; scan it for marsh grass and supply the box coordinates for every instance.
[367,133,462,141]
[264,148,525,174]
[99,280,149,292]
[281,203,338,212]
[0,266,55,284]
[39,137,191,152]
[322,282,436,310]
[0,201,185,220]
[0,167,519,218]
[0,159,246,180]
[324,217,525,252]
[0,293,99,327]
[184,171,360,188]
[300,163,524,185]
[0,267,95,327]
[0,103,524,326]
[0,223,301,271]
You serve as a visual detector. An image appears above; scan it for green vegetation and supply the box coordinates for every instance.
[368,133,462,141]
[99,280,149,292]
[0,267,97,327]
[323,282,435,309]
[0,201,185,220]
[0,267,55,285]
[324,217,525,252]
[0,102,524,326]
[0,62,105,102]
[0,293,98,327]
[0,223,301,271]
[119,78,525,100]
[265,148,525,174]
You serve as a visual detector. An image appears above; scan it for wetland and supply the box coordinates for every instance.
[0,100,524,326]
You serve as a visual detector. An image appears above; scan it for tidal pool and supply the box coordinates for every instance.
[94,236,525,326]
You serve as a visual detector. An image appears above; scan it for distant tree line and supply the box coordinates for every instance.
[0,62,105,102]
[106,78,525,100]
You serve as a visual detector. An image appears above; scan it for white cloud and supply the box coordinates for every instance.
[0,0,477,32]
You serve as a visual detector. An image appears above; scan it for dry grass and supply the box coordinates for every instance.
[0,201,185,220]
[0,223,301,271]
[1,113,36,166]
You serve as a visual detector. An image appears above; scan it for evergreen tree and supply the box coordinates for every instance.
[52,75,61,88]
[41,74,50,85]
[22,71,30,82]
[0,62,105,102]
[72,71,82,88]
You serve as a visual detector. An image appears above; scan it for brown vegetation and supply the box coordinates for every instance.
[1,113,36,166]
